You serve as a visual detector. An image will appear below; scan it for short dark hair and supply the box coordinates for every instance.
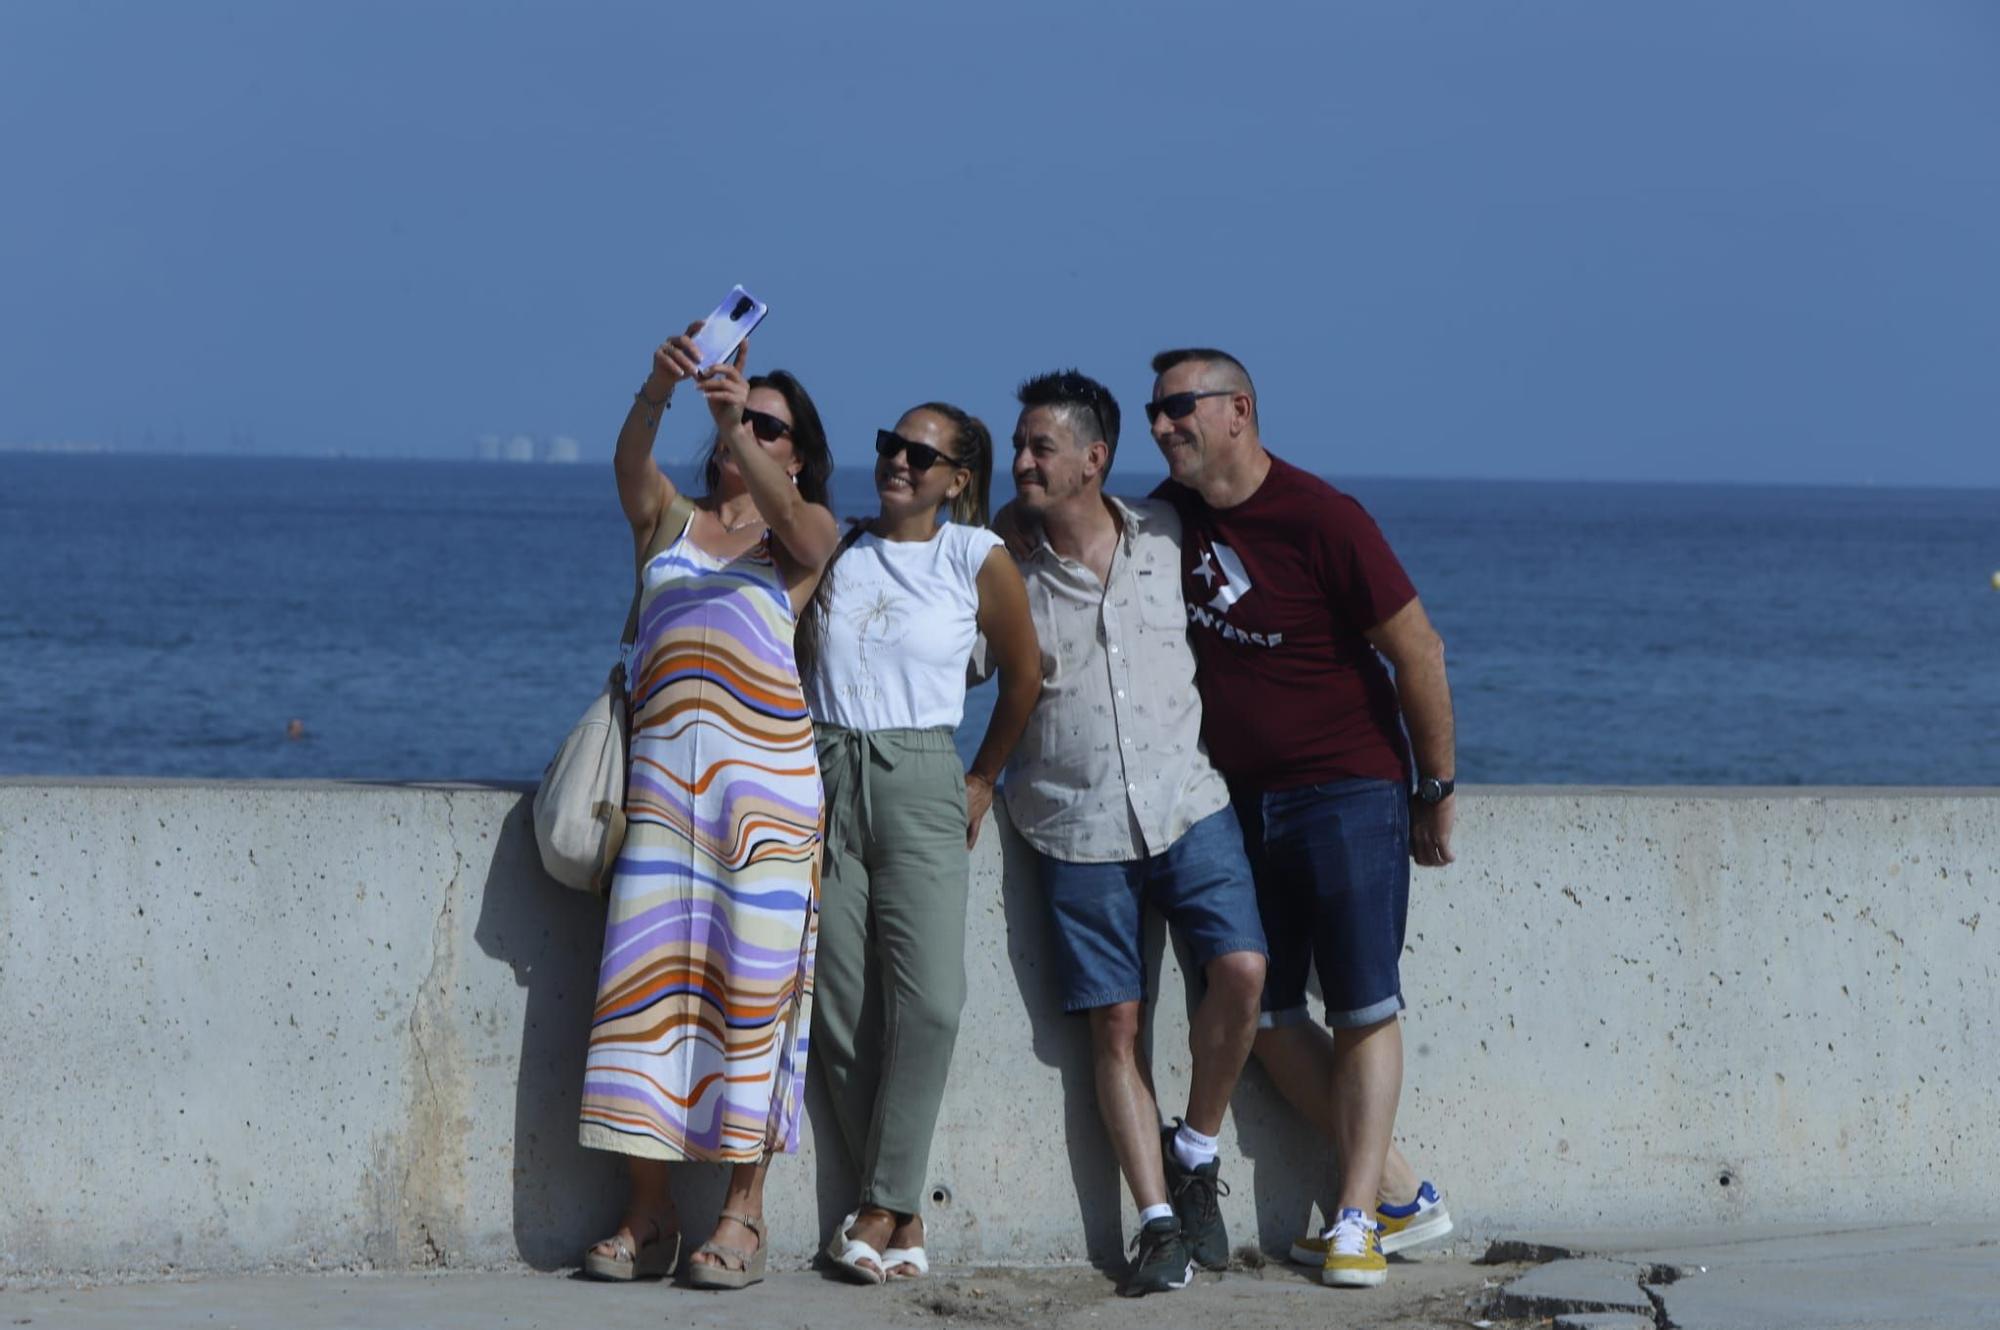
[1150,347,1255,393]
[1015,368,1121,463]
[699,368,832,507]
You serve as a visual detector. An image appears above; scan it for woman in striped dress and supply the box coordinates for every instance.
[580,330,839,1289]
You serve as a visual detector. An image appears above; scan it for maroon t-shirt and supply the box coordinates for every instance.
[1156,454,1417,792]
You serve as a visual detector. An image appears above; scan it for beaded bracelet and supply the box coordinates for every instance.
[633,385,670,426]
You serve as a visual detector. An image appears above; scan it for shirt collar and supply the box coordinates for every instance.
[1024,493,1151,564]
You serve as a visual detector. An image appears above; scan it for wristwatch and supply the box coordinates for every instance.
[1413,776,1455,805]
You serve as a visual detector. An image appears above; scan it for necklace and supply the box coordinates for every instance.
[714,503,766,534]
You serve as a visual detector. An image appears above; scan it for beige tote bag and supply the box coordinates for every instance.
[534,493,696,894]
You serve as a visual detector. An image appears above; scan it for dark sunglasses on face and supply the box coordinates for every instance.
[1143,389,1236,425]
[741,408,793,442]
[875,429,962,473]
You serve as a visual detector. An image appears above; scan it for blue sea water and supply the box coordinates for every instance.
[2,455,1995,786]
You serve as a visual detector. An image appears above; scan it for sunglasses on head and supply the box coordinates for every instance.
[1143,389,1236,425]
[875,429,962,473]
[741,407,792,443]
[1044,372,1114,446]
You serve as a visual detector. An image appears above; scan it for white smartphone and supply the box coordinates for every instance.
[688,285,770,373]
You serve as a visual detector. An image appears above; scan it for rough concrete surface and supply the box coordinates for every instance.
[1493,1257,1660,1319]
[1554,1316,1657,1330]
[10,1222,1997,1329]
[3,781,1997,1279]
[1493,1221,2000,1329]
[0,1256,1510,1330]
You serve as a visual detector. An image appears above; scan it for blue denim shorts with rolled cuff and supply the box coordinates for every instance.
[1036,805,1269,1014]
[1231,777,1410,1030]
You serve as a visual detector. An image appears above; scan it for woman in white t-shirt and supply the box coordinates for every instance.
[801,401,1041,1284]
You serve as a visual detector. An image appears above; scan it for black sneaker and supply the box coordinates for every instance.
[1161,1120,1230,1270]
[1120,1216,1193,1297]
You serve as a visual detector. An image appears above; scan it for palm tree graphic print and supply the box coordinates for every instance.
[838,588,910,703]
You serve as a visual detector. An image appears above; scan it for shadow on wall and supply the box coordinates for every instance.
[995,814,1332,1263]
[1150,880,1331,1257]
[464,796,814,1266]
[1233,1041,1337,1253]
[995,818,1125,1266]
[467,795,1333,1268]
[468,798,626,1269]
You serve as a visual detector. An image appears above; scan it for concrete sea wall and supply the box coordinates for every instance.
[1,780,1994,1279]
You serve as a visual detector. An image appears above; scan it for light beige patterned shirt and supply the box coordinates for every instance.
[1000,496,1231,863]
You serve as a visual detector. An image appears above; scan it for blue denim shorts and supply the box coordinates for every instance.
[1036,806,1269,1013]
[1232,778,1410,1029]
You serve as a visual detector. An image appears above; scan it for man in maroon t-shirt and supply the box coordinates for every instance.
[1149,347,1459,1289]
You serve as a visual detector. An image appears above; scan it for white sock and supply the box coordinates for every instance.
[1171,1122,1219,1172]
[1325,1207,1376,1241]
[1138,1202,1175,1228]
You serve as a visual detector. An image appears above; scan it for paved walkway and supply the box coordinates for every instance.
[2,1253,1504,1330]
[8,1223,1995,1329]
[1486,1221,2000,1330]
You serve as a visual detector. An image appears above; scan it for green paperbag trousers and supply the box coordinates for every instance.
[810,724,970,1216]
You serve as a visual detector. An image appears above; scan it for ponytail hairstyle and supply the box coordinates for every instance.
[913,400,993,527]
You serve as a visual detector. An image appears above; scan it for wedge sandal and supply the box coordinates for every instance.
[685,1209,766,1290]
[581,1218,681,1282]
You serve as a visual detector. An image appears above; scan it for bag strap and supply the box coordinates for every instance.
[621,492,698,647]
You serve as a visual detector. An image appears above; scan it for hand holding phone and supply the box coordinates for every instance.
[651,320,707,389]
[688,285,770,374]
[697,342,752,432]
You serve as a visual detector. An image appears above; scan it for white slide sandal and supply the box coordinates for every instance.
[882,1244,929,1279]
[825,1211,886,1286]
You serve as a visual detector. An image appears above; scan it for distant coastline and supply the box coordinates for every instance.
[0,438,588,465]
[2,447,1996,493]
[472,433,582,463]
[0,439,116,454]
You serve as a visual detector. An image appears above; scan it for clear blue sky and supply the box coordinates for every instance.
[4,1,1997,485]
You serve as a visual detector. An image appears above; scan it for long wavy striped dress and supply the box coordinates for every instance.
[579,527,822,1162]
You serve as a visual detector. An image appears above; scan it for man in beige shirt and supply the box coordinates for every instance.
[995,370,1268,1297]
[996,369,1456,1297]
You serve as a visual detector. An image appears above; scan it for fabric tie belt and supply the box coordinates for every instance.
[813,724,955,854]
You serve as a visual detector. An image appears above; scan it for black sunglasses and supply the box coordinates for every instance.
[1143,389,1235,425]
[741,407,792,443]
[875,429,962,473]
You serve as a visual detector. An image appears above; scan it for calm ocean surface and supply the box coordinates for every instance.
[2,455,1995,786]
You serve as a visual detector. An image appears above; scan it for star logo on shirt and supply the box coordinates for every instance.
[1186,535,1281,648]
[1193,538,1253,613]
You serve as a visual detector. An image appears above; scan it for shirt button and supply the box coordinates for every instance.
[1115,689,1125,699]
[1109,645,1119,653]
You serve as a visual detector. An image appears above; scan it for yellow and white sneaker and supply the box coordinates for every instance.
[1318,1210,1386,1288]
[1373,1180,1454,1252]
[1289,1181,1453,1264]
